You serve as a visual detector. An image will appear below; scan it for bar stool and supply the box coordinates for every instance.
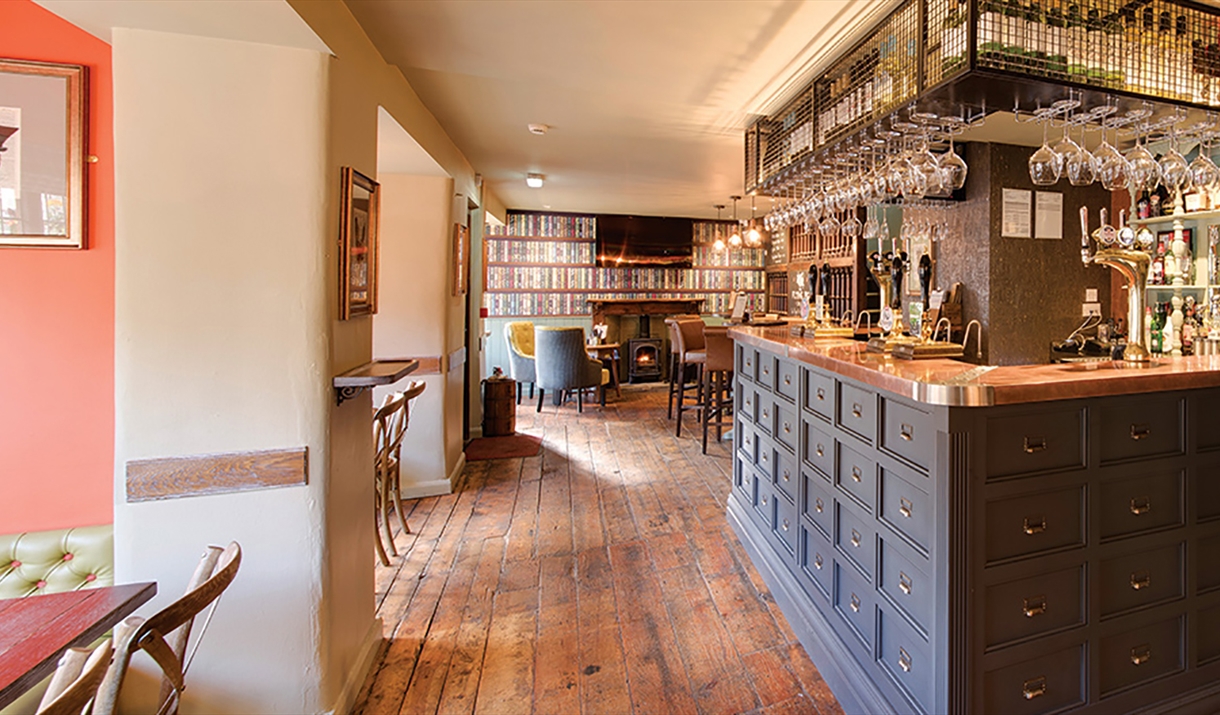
[701,326,734,454]
[665,315,702,419]
[671,318,706,437]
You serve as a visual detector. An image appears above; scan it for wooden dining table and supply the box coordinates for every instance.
[0,581,156,707]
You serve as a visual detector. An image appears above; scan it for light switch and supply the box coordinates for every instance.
[1085,288,1098,302]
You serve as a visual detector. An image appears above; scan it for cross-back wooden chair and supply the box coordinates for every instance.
[35,639,113,715]
[373,381,427,565]
[92,542,241,715]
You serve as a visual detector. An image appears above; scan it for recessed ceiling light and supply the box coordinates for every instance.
[528,123,549,135]
[526,173,545,188]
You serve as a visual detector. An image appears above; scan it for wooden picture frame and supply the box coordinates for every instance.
[452,223,469,296]
[0,59,87,249]
[339,167,380,319]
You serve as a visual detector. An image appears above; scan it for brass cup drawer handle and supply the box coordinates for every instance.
[851,403,863,418]
[1023,595,1047,618]
[761,494,769,507]
[1023,516,1046,535]
[851,466,863,483]
[783,375,791,386]
[899,497,913,519]
[1131,571,1151,590]
[815,497,824,513]
[1130,496,1152,515]
[816,387,826,402]
[783,421,792,435]
[782,469,791,483]
[781,518,790,532]
[815,443,825,457]
[897,647,912,673]
[900,423,914,441]
[1023,676,1047,701]
[849,593,861,613]
[898,572,913,596]
[850,529,862,548]
[814,553,824,570]
[1023,436,1047,454]
[1131,645,1152,666]
[1130,423,1152,440]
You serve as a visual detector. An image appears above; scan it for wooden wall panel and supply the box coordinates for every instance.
[126,447,308,502]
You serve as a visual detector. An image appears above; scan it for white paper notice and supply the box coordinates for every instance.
[1002,188,1032,238]
[1035,191,1063,240]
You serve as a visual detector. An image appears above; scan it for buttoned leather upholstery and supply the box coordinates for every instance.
[0,525,114,600]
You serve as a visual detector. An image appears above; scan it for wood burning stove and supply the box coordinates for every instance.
[627,338,663,382]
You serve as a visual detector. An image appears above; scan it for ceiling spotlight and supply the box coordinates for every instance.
[527,123,550,135]
[526,173,545,188]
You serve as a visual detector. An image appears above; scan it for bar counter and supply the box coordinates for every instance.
[725,326,1220,715]
[729,325,1220,407]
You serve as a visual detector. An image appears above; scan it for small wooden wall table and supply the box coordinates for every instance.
[0,581,157,707]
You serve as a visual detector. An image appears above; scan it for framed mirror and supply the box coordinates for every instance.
[339,167,380,319]
[0,59,87,249]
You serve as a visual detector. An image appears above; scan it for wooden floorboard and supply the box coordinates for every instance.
[354,385,843,715]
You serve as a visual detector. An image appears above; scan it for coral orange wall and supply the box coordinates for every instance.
[0,0,113,532]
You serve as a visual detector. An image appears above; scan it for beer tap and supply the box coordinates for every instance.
[1080,206,1152,363]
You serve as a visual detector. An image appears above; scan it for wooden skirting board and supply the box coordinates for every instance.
[126,447,308,502]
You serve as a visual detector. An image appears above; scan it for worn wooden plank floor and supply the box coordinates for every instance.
[353,385,844,715]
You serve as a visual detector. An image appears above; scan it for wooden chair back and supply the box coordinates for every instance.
[36,639,112,715]
[92,542,242,715]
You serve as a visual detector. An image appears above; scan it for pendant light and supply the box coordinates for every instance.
[729,196,743,248]
[746,195,762,246]
[712,204,727,252]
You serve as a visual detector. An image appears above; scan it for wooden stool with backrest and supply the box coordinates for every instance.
[670,318,707,437]
[700,325,734,453]
[92,541,241,715]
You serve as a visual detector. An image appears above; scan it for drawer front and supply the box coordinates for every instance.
[836,501,876,581]
[1099,542,1184,618]
[738,384,757,425]
[1098,614,1184,696]
[798,523,833,600]
[1098,396,1184,465]
[775,357,799,403]
[736,344,754,383]
[985,408,1085,480]
[751,476,773,529]
[1099,470,1184,541]
[1198,602,1220,665]
[1197,532,1220,593]
[982,644,1085,715]
[756,351,775,391]
[758,441,775,479]
[737,420,758,465]
[834,561,876,649]
[879,467,933,554]
[984,486,1085,564]
[878,537,933,633]
[802,418,834,479]
[837,382,876,445]
[877,607,933,713]
[801,468,833,538]
[1194,389,1220,452]
[757,397,774,437]
[733,453,751,500]
[771,490,797,557]
[1198,459,1220,522]
[835,440,877,513]
[880,398,935,472]
[774,445,797,501]
[802,368,834,421]
[774,398,798,452]
[984,564,1085,649]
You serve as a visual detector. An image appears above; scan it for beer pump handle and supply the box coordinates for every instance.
[1080,206,1091,265]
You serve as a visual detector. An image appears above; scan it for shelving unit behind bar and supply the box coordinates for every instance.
[483,212,767,318]
[765,211,869,322]
[746,0,1220,194]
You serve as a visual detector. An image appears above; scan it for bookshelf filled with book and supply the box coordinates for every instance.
[483,213,766,318]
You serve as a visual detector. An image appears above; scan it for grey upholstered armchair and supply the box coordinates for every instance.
[533,326,608,412]
[504,321,536,403]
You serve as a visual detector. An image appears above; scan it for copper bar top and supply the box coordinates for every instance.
[729,325,1220,407]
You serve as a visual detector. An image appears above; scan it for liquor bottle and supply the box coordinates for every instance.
[1066,5,1087,82]
[1123,6,1143,93]
[1045,5,1067,77]
[1158,12,1177,100]
[1027,2,1047,75]
[979,0,1004,61]
[1151,304,1163,354]
[1003,0,1025,61]
[1085,8,1105,85]
[1177,15,1197,103]
[1145,305,1154,352]
[942,0,968,75]
[1102,11,1124,90]
[1141,8,1158,95]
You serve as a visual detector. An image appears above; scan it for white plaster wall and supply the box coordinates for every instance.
[374,173,453,495]
[112,28,333,714]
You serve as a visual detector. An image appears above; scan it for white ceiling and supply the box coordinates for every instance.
[345,0,900,220]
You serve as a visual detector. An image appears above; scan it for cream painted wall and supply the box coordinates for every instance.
[112,28,335,714]
[374,173,453,495]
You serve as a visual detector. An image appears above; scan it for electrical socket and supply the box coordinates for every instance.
[1085,288,1098,302]
[1082,302,1102,317]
